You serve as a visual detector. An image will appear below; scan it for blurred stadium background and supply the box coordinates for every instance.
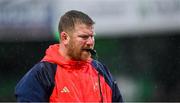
[0,0,180,101]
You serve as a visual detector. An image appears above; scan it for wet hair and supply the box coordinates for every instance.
[58,10,95,34]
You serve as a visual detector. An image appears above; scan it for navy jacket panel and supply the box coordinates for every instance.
[92,60,123,102]
[15,61,57,102]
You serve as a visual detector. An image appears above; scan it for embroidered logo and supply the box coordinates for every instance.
[93,82,99,91]
[61,86,70,93]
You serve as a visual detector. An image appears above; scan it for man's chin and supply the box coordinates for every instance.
[80,52,91,61]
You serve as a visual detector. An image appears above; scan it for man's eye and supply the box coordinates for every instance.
[80,36,89,39]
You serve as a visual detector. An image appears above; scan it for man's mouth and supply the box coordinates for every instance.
[81,48,96,55]
[82,48,92,52]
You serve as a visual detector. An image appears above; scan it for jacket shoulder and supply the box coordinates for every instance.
[15,61,57,102]
[91,60,113,86]
[91,60,123,102]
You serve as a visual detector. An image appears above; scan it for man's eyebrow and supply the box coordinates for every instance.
[78,34,88,36]
[79,33,93,36]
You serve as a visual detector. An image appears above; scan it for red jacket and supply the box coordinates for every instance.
[15,44,123,102]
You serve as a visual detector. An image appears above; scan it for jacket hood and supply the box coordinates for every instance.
[42,44,92,68]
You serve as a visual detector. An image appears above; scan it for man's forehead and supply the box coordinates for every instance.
[74,24,94,34]
[74,23,94,30]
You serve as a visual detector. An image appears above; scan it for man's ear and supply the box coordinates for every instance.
[60,32,69,45]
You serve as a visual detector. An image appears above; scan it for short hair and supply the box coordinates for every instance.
[58,10,95,34]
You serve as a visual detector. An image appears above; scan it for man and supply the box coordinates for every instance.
[15,10,123,102]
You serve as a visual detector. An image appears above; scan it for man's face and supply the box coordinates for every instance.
[67,23,95,61]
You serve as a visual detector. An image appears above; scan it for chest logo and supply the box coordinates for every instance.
[60,86,70,93]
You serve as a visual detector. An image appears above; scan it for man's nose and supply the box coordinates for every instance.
[86,37,94,46]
